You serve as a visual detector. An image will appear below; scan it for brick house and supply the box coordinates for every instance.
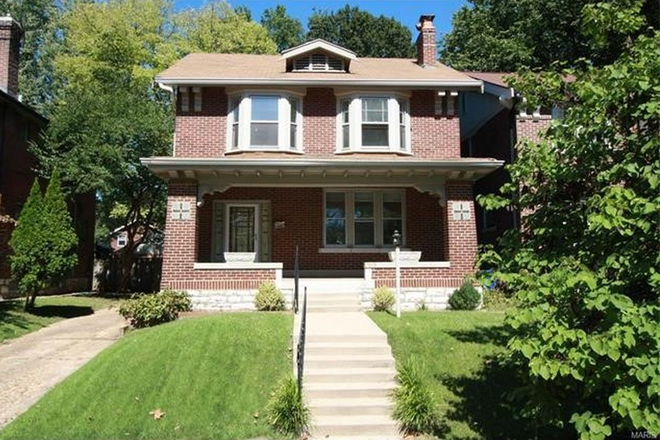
[0,16,95,298]
[143,14,537,310]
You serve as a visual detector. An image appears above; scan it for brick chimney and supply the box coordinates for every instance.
[416,14,436,67]
[0,15,21,98]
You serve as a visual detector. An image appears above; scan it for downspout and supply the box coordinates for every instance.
[158,82,177,156]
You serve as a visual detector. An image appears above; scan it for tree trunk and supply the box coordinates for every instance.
[29,292,37,309]
[24,291,36,311]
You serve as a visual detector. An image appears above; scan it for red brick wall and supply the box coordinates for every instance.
[173,87,461,159]
[516,116,552,144]
[175,87,227,157]
[410,90,461,158]
[372,268,463,288]
[444,181,477,276]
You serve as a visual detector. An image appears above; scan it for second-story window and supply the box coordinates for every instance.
[227,93,303,152]
[336,94,410,154]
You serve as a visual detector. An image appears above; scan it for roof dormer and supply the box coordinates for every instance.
[281,39,357,73]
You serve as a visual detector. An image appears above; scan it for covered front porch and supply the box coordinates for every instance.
[142,157,502,310]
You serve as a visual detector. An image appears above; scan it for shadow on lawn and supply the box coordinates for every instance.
[440,325,571,440]
[0,300,94,328]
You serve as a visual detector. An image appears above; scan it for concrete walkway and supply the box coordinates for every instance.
[0,308,125,429]
[303,290,400,439]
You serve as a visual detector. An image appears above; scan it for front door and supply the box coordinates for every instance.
[226,204,259,255]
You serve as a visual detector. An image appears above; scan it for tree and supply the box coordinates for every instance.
[261,5,304,52]
[440,0,659,71]
[0,0,61,114]
[479,1,660,438]
[307,5,415,58]
[10,171,77,310]
[176,0,277,54]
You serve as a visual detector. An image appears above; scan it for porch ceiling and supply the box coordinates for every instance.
[140,156,503,205]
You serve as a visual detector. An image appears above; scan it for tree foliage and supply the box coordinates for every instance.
[260,5,304,52]
[176,0,276,54]
[9,171,78,309]
[479,2,660,437]
[307,5,415,58]
[440,0,659,71]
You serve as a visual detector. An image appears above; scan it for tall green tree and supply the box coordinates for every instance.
[260,5,304,52]
[307,5,415,58]
[0,0,61,114]
[440,0,659,71]
[176,0,277,54]
[480,1,660,438]
[10,171,78,310]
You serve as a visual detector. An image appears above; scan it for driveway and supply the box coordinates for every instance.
[0,308,125,429]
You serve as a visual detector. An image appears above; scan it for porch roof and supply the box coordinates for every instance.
[141,156,503,181]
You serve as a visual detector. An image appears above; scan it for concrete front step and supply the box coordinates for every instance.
[305,367,396,383]
[308,397,394,416]
[307,299,361,308]
[306,334,388,344]
[313,415,399,436]
[306,343,392,356]
[305,382,396,399]
[308,305,363,313]
[306,355,394,369]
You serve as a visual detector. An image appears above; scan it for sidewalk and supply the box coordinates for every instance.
[0,308,125,429]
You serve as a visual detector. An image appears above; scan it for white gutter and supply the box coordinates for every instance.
[155,77,483,89]
[157,82,174,94]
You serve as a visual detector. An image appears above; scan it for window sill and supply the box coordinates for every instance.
[335,149,413,156]
[225,148,304,155]
[318,247,411,254]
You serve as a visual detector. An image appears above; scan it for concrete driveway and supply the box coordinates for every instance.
[0,308,126,429]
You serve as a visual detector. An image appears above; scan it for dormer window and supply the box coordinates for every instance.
[293,53,345,72]
[227,92,303,153]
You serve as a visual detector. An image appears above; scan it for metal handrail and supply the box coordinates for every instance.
[293,245,300,313]
[296,287,308,394]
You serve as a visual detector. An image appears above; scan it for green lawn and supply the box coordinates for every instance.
[369,310,532,440]
[0,313,293,440]
[0,294,119,343]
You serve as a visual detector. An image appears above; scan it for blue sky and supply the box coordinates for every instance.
[174,0,468,39]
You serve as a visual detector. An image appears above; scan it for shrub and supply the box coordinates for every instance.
[448,281,481,310]
[372,287,395,311]
[119,289,191,328]
[254,281,285,311]
[267,376,309,436]
[393,358,440,435]
[482,288,514,311]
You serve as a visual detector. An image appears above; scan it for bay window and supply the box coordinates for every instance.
[336,94,410,153]
[324,190,405,248]
[227,93,303,152]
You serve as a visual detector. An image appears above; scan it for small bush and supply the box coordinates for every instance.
[254,281,285,311]
[393,358,440,435]
[416,299,428,311]
[372,287,395,311]
[267,376,310,436]
[448,281,481,310]
[119,289,191,328]
[482,288,514,311]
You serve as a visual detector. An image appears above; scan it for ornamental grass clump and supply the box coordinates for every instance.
[393,358,440,435]
[448,281,481,310]
[254,281,286,311]
[372,286,395,311]
[119,289,191,328]
[267,376,310,436]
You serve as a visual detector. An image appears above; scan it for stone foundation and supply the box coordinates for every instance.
[187,287,294,311]
[361,286,456,310]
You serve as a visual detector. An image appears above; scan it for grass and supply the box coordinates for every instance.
[369,310,532,440]
[0,312,293,440]
[0,294,119,343]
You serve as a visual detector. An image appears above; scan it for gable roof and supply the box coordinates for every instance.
[156,53,482,88]
[281,38,358,62]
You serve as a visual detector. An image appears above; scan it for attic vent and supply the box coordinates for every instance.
[293,53,345,72]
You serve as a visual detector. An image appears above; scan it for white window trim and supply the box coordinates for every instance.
[323,189,406,249]
[224,203,261,258]
[335,92,411,154]
[226,90,304,153]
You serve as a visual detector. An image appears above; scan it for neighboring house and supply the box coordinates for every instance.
[142,14,515,310]
[0,16,95,298]
[110,223,163,258]
[461,72,554,245]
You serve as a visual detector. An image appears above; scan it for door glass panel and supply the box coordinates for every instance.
[229,206,255,252]
[354,192,375,245]
[325,192,346,245]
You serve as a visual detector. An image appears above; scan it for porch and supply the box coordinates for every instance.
[142,157,501,310]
